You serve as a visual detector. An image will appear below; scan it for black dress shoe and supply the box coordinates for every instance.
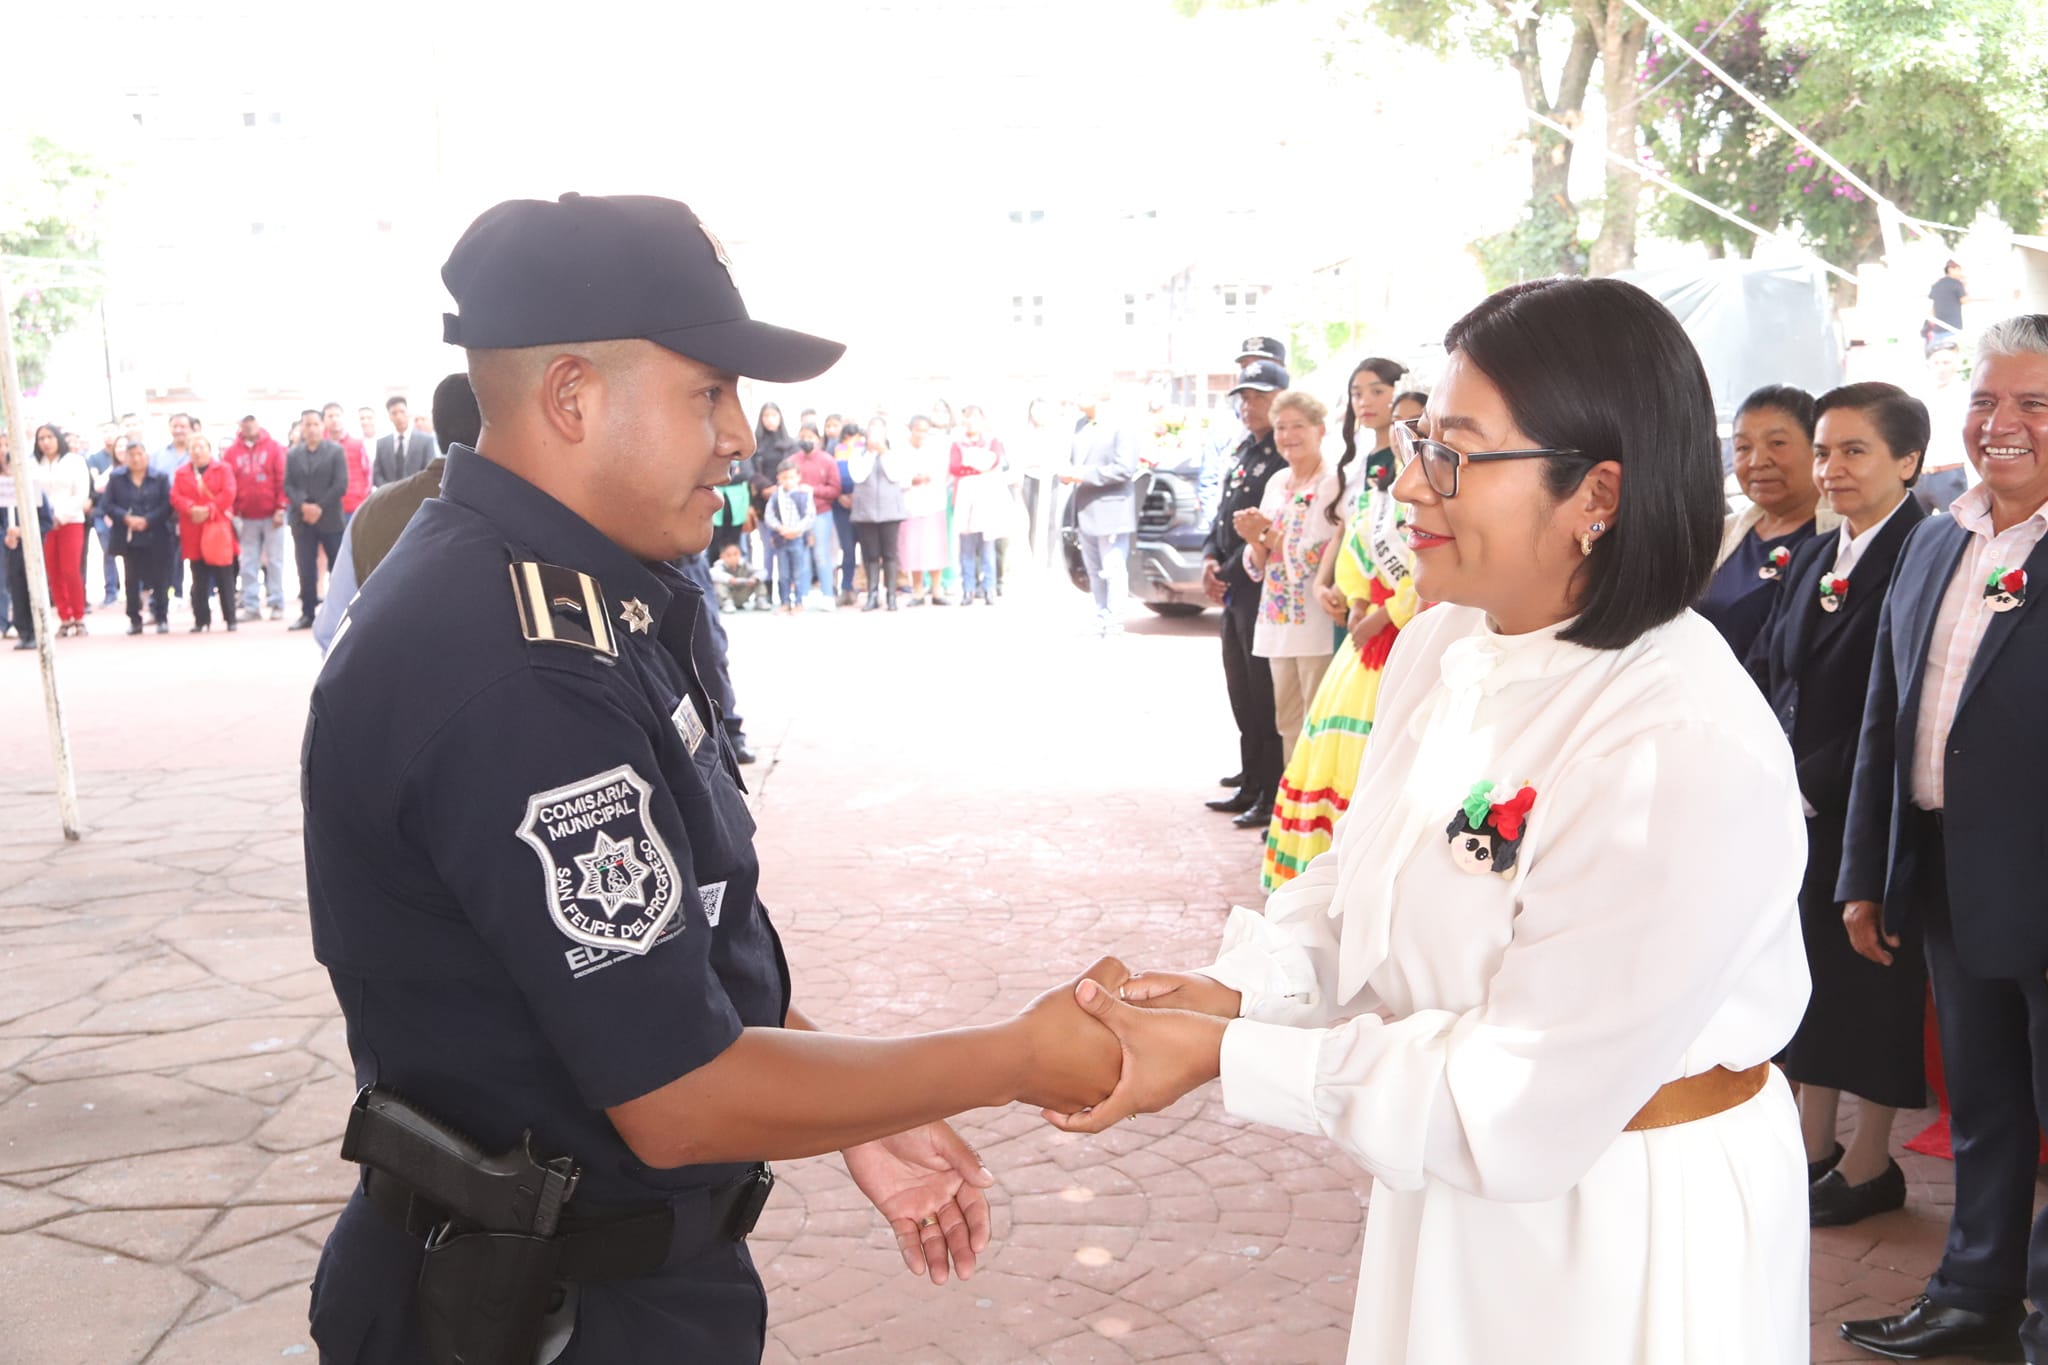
[288,616,316,630]
[1218,771,1245,789]
[1811,1159,1907,1227]
[1809,1142,1844,1185]
[1206,789,1256,814]
[155,622,169,634]
[730,738,757,766]
[12,637,34,650]
[1232,799,1275,830]
[1839,1295,2025,1360]
[126,622,143,636]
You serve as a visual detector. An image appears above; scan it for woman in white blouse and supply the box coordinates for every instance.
[1051,278,1812,1363]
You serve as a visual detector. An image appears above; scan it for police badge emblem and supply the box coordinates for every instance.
[700,223,736,288]
[516,765,681,955]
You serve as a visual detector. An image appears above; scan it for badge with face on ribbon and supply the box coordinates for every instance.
[1818,573,1849,614]
[1446,779,1538,879]
[1758,546,1791,581]
[1986,566,2028,613]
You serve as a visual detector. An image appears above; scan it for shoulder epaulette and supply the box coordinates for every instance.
[509,560,617,656]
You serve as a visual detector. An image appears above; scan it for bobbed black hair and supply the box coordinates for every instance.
[1330,357,1406,526]
[1394,389,1430,412]
[1814,381,1930,488]
[1736,384,1818,441]
[1444,276,1722,653]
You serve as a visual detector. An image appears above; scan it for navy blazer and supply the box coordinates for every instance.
[1748,497,1925,819]
[1837,508,2048,977]
[101,470,173,555]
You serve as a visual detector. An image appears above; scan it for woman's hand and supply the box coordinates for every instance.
[189,505,210,522]
[1347,604,1390,653]
[1233,508,1271,541]
[1008,957,1128,1113]
[1117,971,1241,1019]
[1041,981,1228,1134]
[1316,584,1349,624]
[1843,901,1897,966]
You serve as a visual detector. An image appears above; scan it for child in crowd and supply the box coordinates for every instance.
[763,461,817,614]
[709,542,763,613]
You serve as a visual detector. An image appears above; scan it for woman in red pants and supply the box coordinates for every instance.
[30,424,91,636]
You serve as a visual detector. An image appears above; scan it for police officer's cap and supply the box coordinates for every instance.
[1229,360,1290,394]
[441,193,845,384]
[1235,335,1287,366]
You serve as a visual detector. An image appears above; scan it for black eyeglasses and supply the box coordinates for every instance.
[1393,417,1590,499]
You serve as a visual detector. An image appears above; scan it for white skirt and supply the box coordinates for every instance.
[1346,1071,1809,1363]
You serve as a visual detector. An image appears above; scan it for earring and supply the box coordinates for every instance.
[1579,521,1605,557]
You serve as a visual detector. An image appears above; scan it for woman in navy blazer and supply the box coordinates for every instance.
[1748,382,1929,1228]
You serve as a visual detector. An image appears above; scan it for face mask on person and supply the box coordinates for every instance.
[799,438,817,452]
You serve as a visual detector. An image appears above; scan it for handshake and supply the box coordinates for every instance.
[1007,957,1243,1133]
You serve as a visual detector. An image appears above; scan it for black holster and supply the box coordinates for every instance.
[417,1226,562,1365]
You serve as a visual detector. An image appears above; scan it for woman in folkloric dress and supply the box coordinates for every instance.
[1049,277,1812,1365]
[1263,376,1427,890]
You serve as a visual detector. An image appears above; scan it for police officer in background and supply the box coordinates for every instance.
[304,193,1120,1364]
[1201,350,1290,829]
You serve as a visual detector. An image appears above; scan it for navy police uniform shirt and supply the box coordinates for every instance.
[1201,430,1284,606]
[304,445,789,1363]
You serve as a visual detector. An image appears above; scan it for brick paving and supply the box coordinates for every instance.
[0,581,2033,1362]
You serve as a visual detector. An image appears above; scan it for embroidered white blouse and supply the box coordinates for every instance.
[1199,603,1813,1361]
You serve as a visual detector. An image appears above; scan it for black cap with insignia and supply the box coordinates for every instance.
[1234,335,1287,366]
[1229,359,1291,394]
[441,193,845,384]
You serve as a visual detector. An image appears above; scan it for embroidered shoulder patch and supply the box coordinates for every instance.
[515,765,680,955]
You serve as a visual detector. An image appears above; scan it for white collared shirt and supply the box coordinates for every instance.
[1910,484,2048,810]
[1827,494,1908,580]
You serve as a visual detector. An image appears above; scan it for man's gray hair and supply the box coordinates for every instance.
[1977,314,2048,366]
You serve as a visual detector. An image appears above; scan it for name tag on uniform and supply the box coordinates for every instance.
[672,697,707,755]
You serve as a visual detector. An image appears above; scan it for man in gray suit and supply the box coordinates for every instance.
[371,395,439,487]
[1060,387,1139,637]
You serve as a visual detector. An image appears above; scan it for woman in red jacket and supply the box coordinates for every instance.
[171,433,239,631]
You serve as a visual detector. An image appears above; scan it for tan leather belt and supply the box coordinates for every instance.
[1624,1062,1773,1132]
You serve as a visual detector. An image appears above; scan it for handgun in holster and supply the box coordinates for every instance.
[342,1086,582,1365]
[341,1086,775,1365]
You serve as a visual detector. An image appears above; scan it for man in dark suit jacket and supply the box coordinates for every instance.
[372,395,438,487]
[285,408,349,629]
[1838,315,2048,1363]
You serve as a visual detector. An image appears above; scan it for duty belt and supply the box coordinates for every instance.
[364,1162,774,1280]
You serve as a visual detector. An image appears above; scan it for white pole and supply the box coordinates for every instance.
[0,267,84,841]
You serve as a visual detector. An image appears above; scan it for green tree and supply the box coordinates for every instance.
[1643,0,2048,268]
[0,135,108,394]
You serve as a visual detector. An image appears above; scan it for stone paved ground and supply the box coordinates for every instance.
[0,578,2033,1363]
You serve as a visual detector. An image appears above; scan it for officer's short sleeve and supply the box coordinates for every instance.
[401,665,742,1110]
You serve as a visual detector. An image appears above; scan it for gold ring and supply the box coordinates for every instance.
[918,1216,937,1228]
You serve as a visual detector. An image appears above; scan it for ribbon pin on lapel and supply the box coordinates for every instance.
[1758,546,1792,581]
[1986,567,2028,614]
[1818,573,1849,614]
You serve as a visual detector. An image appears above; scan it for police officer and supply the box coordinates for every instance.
[304,193,1119,1364]
[1201,357,1290,829]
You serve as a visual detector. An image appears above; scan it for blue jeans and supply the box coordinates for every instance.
[809,513,836,595]
[958,533,997,600]
[237,516,287,613]
[772,537,811,606]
